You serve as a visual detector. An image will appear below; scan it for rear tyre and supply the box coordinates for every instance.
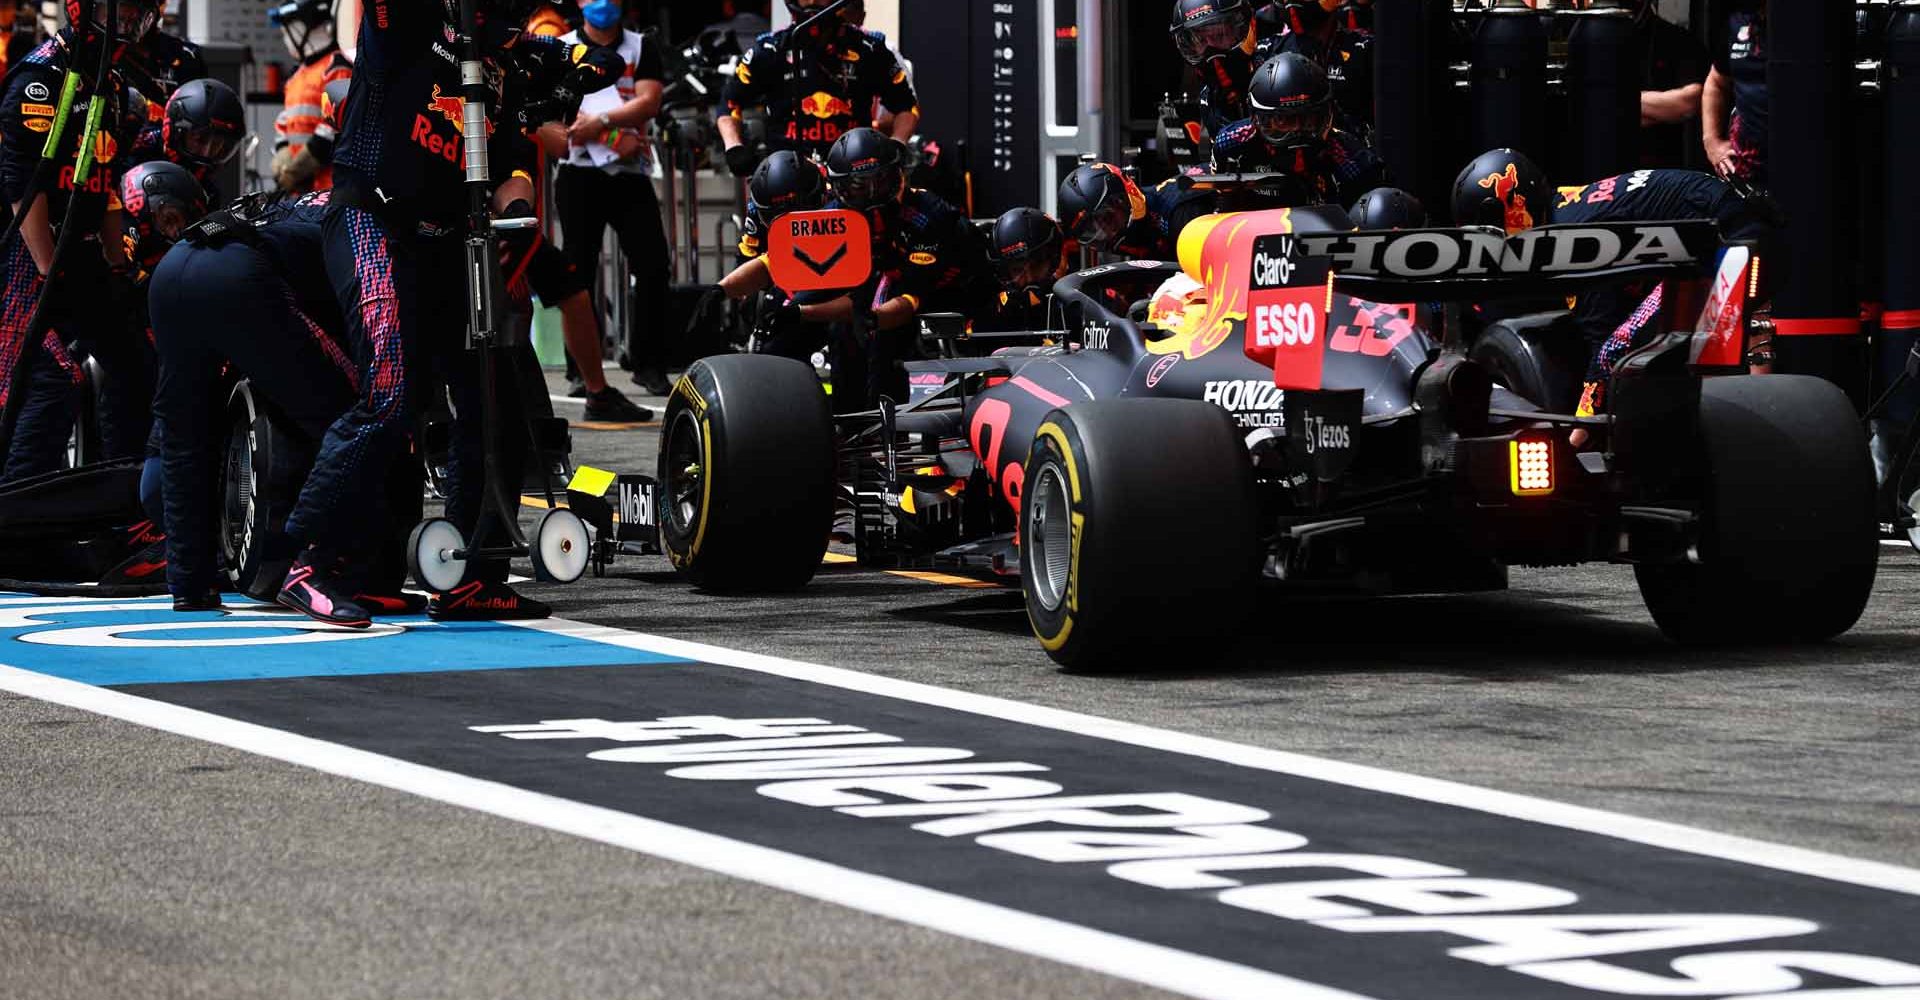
[1021,399,1260,670]
[1471,316,1581,412]
[1635,375,1877,643]
[657,355,835,591]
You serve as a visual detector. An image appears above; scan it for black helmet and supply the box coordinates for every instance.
[119,159,207,262]
[1450,147,1548,234]
[164,78,244,169]
[825,127,904,210]
[989,207,1066,291]
[1349,187,1426,230]
[1247,53,1333,153]
[268,0,334,62]
[1057,163,1143,250]
[65,0,160,51]
[1169,0,1255,65]
[750,150,828,215]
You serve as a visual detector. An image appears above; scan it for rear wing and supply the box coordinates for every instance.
[1277,220,1724,303]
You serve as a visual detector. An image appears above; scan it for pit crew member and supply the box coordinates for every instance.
[269,0,354,193]
[715,0,918,177]
[116,159,206,532]
[0,0,158,482]
[979,206,1076,332]
[293,0,622,622]
[1450,148,1776,424]
[129,77,243,204]
[1211,53,1386,207]
[1057,162,1214,261]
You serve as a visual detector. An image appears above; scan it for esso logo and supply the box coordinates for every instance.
[1253,301,1317,349]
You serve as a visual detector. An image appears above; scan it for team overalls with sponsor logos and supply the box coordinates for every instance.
[311,0,618,583]
[1552,168,1767,414]
[722,24,917,159]
[1109,178,1218,262]
[1210,121,1386,210]
[147,192,361,599]
[0,35,146,482]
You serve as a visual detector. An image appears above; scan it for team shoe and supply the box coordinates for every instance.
[631,366,674,396]
[584,386,654,423]
[277,554,373,628]
[354,590,430,616]
[428,580,552,621]
[172,590,222,612]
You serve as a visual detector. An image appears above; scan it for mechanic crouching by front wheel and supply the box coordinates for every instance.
[128,77,244,205]
[117,159,208,530]
[977,207,1076,332]
[284,0,625,626]
[717,149,828,353]
[804,128,988,411]
[0,0,161,483]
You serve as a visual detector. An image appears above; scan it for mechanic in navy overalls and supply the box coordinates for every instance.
[0,0,159,482]
[1057,163,1216,262]
[714,0,919,180]
[1450,149,1776,423]
[280,0,620,625]
[786,128,988,411]
[1703,0,1766,185]
[977,207,1078,334]
[1210,53,1385,210]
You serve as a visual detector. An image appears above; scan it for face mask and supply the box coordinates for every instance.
[582,0,620,29]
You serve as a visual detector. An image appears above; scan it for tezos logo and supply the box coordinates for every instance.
[1301,413,1350,453]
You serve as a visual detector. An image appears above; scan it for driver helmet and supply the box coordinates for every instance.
[1247,52,1333,154]
[989,207,1067,294]
[267,0,333,63]
[119,159,208,264]
[750,150,829,217]
[163,78,245,170]
[1450,147,1548,234]
[1057,163,1145,250]
[825,128,905,211]
[1349,186,1426,230]
[64,0,160,53]
[1168,0,1256,66]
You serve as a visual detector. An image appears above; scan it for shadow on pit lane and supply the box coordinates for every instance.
[888,586,1915,680]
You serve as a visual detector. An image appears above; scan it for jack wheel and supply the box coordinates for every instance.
[408,517,468,594]
[532,507,590,584]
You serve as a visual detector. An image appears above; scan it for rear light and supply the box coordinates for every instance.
[1509,438,1555,496]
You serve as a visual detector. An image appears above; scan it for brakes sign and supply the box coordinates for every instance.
[767,208,873,292]
[1245,234,1333,390]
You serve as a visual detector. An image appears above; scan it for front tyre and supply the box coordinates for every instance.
[1021,399,1260,670]
[657,355,835,591]
[1635,375,1877,643]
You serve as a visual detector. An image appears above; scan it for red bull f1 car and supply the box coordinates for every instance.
[657,206,1876,668]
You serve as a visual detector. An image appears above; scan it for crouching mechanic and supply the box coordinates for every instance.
[0,0,160,483]
[978,207,1076,332]
[285,0,624,624]
[128,77,244,204]
[1449,148,1777,428]
[1057,162,1214,261]
[803,128,989,410]
[117,159,208,529]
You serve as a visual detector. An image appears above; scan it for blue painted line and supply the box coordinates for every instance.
[0,595,685,686]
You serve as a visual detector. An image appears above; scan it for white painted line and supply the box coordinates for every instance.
[510,616,1920,899]
[0,664,1368,1000]
[548,394,585,406]
[1881,539,1910,549]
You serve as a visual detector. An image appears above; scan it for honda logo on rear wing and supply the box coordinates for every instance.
[1280,221,1723,301]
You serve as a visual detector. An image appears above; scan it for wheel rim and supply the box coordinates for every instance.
[414,519,468,593]
[664,410,706,537]
[537,509,591,584]
[1906,484,1920,554]
[1027,463,1074,613]
[220,421,253,567]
